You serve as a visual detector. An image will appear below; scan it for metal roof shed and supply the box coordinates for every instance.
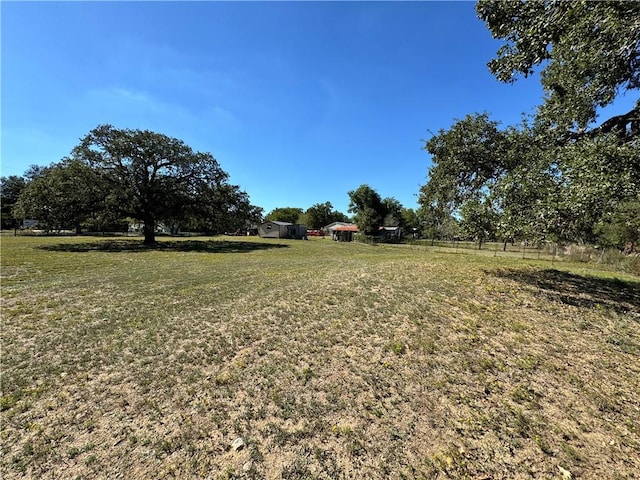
[332,224,359,242]
[259,221,292,238]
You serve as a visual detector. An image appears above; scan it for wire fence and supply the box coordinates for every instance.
[403,238,640,275]
[408,239,559,261]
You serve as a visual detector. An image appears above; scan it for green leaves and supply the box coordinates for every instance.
[13,125,258,242]
[419,3,639,248]
[420,113,639,245]
[264,207,304,224]
[595,200,640,251]
[300,202,348,230]
[14,159,109,233]
[72,125,232,243]
[0,176,27,229]
[459,197,498,247]
[348,185,387,235]
[419,113,509,213]
[477,0,640,134]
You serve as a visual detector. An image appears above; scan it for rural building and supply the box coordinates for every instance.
[379,226,403,240]
[259,221,307,239]
[328,224,403,242]
[259,221,290,238]
[324,222,356,236]
[332,224,359,242]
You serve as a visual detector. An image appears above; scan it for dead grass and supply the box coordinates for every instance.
[1,235,639,479]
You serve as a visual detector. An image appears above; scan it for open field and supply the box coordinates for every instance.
[1,235,639,479]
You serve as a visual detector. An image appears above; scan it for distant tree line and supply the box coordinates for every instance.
[418,1,640,252]
[1,125,263,244]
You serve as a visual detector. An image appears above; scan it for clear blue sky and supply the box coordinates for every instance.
[2,1,549,215]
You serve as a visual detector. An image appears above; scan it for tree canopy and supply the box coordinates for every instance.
[419,2,640,250]
[264,207,304,225]
[382,197,404,228]
[419,113,639,245]
[14,159,110,234]
[14,125,260,243]
[348,185,387,235]
[300,202,349,229]
[477,0,640,140]
[420,113,510,213]
[71,125,233,244]
[0,175,27,230]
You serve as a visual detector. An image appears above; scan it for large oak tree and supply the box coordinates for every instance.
[420,2,639,247]
[72,125,231,244]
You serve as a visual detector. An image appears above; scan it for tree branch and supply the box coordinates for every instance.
[565,106,640,143]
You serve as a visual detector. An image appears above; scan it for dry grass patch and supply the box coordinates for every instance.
[1,235,639,479]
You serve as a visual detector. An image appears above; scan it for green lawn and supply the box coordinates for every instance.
[1,235,639,479]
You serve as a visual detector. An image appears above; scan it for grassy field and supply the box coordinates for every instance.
[1,235,639,479]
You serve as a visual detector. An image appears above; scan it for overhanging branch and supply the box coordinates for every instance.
[567,106,640,142]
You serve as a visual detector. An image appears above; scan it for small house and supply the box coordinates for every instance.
[259,221,307,239]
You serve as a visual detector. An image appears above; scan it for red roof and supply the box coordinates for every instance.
[333,225,359,232]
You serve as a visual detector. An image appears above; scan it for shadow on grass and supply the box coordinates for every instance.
[40,239,289,254]
[490,268,640,314]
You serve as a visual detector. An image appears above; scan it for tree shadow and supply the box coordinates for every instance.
[490,268,640,315]
[40,239,289,254]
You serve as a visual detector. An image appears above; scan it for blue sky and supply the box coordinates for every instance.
[1,1,563,215]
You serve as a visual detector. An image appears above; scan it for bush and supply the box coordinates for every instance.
[627,255,640,276]
[563,245,640,276]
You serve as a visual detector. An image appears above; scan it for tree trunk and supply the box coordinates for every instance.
[143,220,156,245]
